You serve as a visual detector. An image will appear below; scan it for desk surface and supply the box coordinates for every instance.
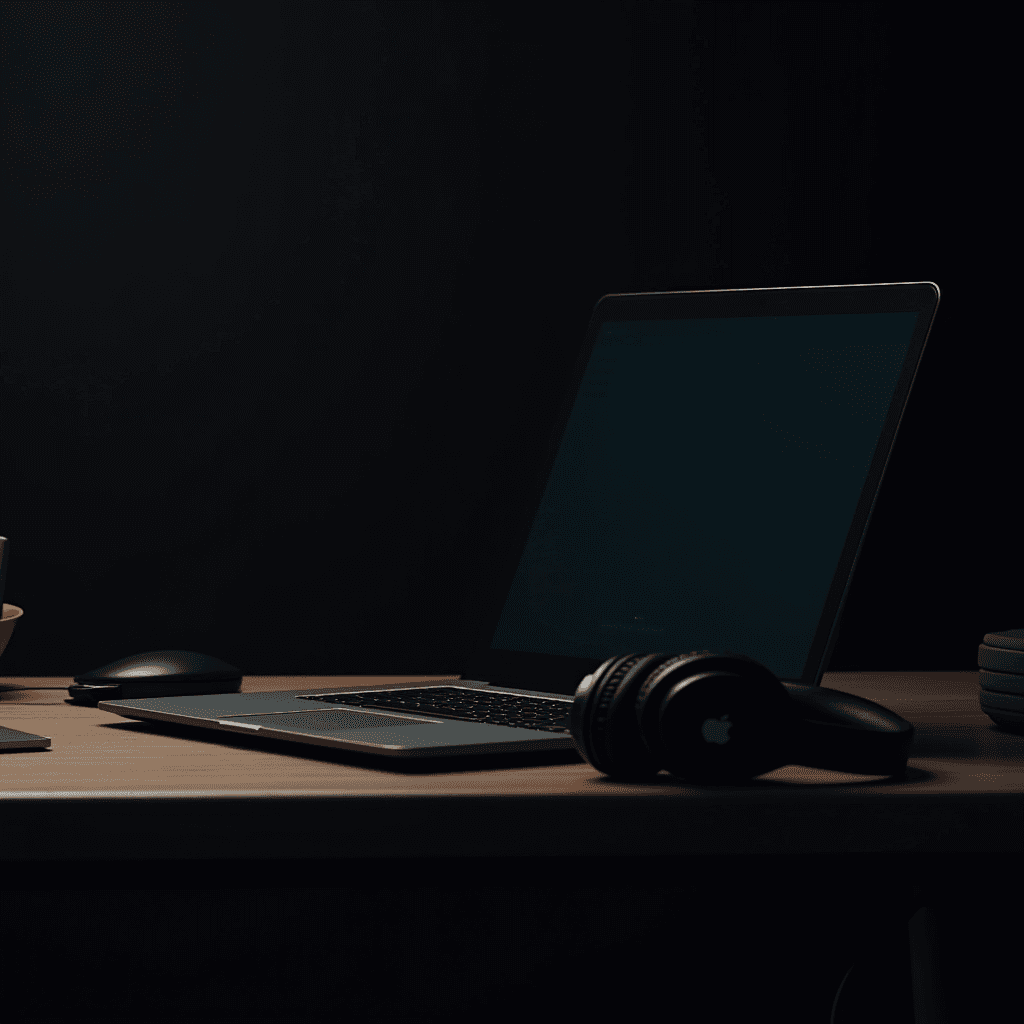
[1,672,1021,860]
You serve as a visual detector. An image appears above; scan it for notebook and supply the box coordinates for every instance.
[98,283,941,768]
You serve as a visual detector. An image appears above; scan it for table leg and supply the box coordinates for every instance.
[908,905,949,1024]
[909,889,1023,1024]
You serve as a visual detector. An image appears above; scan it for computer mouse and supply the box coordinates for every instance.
[67,650,243,706]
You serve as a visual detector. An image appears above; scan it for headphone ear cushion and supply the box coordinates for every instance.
[571,653,677,779]
[635,651,794,783]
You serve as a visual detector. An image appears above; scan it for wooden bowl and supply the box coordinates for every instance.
[0,604,23,660]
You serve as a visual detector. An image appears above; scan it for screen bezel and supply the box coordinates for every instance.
[459,282,941,696]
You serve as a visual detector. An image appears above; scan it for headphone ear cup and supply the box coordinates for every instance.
[634,652,794,783]
[570,656,619,771]
[571,653,677,779]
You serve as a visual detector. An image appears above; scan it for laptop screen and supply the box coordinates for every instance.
[488,310,921,683]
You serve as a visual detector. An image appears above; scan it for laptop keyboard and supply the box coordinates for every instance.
[297,686,572,733]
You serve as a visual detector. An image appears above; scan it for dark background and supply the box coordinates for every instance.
[1,1,1017,678]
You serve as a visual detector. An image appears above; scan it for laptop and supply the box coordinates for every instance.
[98,283,941,768]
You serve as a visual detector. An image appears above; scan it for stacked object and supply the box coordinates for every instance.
[978,629,1024,729]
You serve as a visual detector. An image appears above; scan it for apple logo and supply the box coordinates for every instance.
[701,714,732,745]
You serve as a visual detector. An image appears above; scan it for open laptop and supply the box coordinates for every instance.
[98,283,941,767]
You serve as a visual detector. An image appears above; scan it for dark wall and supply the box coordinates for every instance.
[0,2,1017,677]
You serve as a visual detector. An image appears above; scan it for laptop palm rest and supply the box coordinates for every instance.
[99,690,398,720]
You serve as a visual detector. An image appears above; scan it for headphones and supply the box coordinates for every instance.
[570,650,914,783]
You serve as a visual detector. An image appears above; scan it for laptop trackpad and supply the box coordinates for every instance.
[217,709,443,734]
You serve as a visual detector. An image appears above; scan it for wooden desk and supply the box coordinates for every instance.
[0,671,1020,860]
[1,671,1021,1023]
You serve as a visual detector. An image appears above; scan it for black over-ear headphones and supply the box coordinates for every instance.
[570,650,914,783]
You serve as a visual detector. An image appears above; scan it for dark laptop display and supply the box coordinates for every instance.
[464,284,940,696]
[491,311,918,679]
